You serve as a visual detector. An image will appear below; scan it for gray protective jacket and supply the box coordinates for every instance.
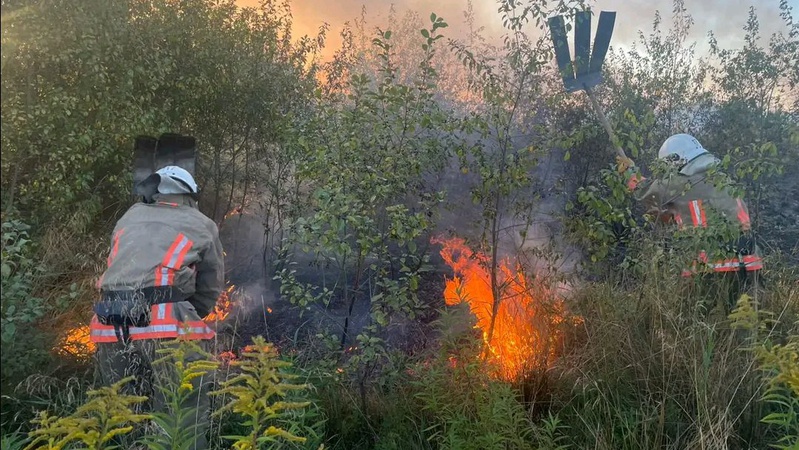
[98,193,224,318]
[629,154,763,273]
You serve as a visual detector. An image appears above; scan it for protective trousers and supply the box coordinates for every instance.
[95,338,213,450]
[692,269,763,317]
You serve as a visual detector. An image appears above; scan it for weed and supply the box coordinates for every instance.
[24,376,149,450]
[211,336,315,449]
[143,339,220,450]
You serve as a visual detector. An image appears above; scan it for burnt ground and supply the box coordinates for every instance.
[209,154,799,363]
[761,164,799,264]
[212,142,579,359]
[216,213,451,357]
[217,269,449,354]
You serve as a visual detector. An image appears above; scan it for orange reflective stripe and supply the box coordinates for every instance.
[148,303,176,325]
[157,201,179,207]
[736,199,751,230]
[689,200,707,227]
[89,304,215,343]
[89,316,120,343]
[163,234,192,268]
[153,303,167,322]
[99,229,125,291]
[702,255,764,273]
[155,234,193,286]
[683,251,764,276]
[173,238,193,268]
[709,260,740,272]
[106,229,125,267]
[161,233,185,266]
[177,321,215,339]
[742,255,763,271]
[111,229,124,259]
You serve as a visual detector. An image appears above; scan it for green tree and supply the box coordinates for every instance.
[0,0,322,418]
[448,0,586,363]
[276,14,455,412]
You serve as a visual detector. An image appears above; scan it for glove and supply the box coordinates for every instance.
[616,155,636,174]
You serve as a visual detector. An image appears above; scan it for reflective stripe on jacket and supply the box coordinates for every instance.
[681,254,764,277]
[89,303,214,343]
[90,193,224,343]
[627,155,764,275]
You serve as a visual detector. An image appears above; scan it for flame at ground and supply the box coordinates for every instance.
[205,284,237,322]
[57,285,238,360]
[58,325,96,359]
[433,236,574,380]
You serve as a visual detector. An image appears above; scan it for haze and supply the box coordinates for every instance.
[238,0,795,58]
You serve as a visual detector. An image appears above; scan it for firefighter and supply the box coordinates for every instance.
[617,133,764,313]
[89,165,224,449]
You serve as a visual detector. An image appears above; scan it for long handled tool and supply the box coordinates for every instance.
[548,10,628,160]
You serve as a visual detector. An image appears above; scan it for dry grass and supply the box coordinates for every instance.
[558,255,798,449]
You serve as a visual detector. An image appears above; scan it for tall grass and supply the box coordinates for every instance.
[558,250,798,449]
[8,248,796,450]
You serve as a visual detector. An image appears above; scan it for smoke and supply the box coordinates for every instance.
[224,0,792,347]
[593,0,789,54]
[238,0,791,59]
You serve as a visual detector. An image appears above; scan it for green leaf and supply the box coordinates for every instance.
[3,323,16,340]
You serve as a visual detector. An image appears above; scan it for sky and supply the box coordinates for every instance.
[238,0,796,58]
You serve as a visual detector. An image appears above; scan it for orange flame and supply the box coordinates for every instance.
[205,284,237,323]
[224,205,245,220]
[58,285,236,359]
[433,236,573,380]
[58,325,96,359]
[218,350,237,365]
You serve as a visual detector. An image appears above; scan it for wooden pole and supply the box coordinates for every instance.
[584,85,628,160]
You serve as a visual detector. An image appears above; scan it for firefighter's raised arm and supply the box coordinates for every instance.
[616,154,678,223]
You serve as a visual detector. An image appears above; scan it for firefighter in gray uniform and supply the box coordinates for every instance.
[618,134,763,313]
[90,165,224,449]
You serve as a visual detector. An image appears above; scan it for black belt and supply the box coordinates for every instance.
[96,287,188,343]
[99,286,187,304]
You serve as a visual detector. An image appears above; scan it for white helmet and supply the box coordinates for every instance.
[658,134,708,167]
[155,165,198,194]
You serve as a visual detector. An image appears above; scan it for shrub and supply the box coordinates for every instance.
[1,219,50,392]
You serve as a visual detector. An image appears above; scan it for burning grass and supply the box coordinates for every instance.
[433,236,578,380]
[57,325,96,360]
[204,284,237,323]
[57,285,238,359]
